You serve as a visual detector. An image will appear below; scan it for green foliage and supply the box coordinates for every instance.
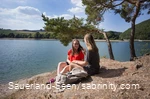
[92,32,104,39]
[114,2,135,22]
[42,15,75,45]
[82,0,105,25]
[33,32,41,38]
[44,32,50,38]
[42,14,99,46]
[120,19,150,40]
[107,31,121,40]
[8,33,15,38]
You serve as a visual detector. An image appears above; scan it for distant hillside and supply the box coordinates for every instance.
[106,31,122,40]
[0,29,47,38]
[0,29,45,34]
[120,19,150,40]
[0,29,17,34]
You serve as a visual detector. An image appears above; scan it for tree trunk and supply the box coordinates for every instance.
[130,1,141,61]
[98,30,115,60]
[130,20,136,61]
[103,32,115,60]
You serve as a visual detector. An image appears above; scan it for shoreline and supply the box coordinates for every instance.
[0,38,150,42]
[0,72,51,85]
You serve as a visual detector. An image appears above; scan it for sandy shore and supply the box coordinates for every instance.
[0,54,150,99]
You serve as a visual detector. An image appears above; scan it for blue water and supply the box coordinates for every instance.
[0,39,150,84]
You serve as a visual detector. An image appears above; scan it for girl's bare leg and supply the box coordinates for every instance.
[57,62,67,75]
[69,63,84,71]
[60,65,70,74]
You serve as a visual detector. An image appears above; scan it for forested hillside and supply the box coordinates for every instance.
[120,19,150,40]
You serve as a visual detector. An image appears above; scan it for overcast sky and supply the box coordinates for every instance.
[0,0,149,32]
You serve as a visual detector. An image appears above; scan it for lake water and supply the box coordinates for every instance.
[0,39,150,84]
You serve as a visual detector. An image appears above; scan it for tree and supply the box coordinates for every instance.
[8,33,15,38]
[99,29,115,60]
[34,32,41,38]
[82,0,150,60]
[44,32,50,38]
[15,34,21,38]
[42,14,115,59]
[0,33,6,38]
[28,33,32,38]
[42,15,85,46]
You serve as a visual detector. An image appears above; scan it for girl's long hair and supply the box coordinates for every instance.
[72,39,83,55]
[84,34,98,53]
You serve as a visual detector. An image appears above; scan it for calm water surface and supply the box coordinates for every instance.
[0,39,150,83]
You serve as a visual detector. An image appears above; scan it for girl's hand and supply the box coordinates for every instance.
[72,60,75,63]
[72,60,78,64]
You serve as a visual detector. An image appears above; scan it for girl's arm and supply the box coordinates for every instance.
[72,60,88,67]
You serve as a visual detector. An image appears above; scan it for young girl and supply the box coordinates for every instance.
[57,39,85,75]
[69,34,100,75]
[47,39,85,84]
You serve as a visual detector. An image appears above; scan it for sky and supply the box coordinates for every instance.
[0,0,149,32]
